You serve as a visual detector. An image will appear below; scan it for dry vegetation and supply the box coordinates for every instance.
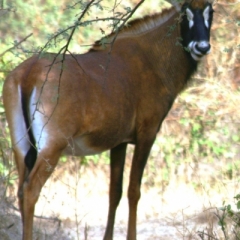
[0,0,240,239]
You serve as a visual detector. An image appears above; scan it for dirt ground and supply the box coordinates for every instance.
[0,157,238,240]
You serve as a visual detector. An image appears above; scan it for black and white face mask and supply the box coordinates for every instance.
[181,2,214,61]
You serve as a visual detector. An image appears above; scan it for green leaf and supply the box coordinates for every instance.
[237,201,240,210]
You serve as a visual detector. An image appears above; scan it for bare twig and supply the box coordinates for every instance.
[0,33,33,58]
[197,230,219,240]
[26,0,148,154]
[101,0,146,82]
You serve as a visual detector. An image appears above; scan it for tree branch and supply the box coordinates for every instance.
[0,33,33,58]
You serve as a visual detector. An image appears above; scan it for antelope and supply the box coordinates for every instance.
[3,0,214,239]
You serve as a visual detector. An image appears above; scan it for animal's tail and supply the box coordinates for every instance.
[21,91,37,172]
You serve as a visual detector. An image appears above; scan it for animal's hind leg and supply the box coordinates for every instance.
[21,147,62,240]
[13,149,28,221]
[103,143,127,240]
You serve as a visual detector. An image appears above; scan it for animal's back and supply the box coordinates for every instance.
[3,52,139,156]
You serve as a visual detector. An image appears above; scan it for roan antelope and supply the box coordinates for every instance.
[3,0,214,239]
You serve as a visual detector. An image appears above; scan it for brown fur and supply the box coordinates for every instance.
[188,0,209,9]
[3,1,212,240]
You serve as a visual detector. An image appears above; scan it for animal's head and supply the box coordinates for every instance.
[180,0,214,61]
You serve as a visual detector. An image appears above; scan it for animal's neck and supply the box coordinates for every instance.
[135,10,197,96]
[91,6,198,95]
[91,7,178,51]
[115,7,178,39]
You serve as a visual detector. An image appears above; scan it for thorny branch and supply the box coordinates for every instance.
[17,0,147,150]
[29,1,132,149]
[102,0,146,82]
[40,0,146,56]
[0,33,33,58]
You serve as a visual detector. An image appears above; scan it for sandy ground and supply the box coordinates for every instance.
[0,156,238,240]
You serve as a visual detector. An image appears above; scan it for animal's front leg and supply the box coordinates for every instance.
[127,135,156,240]
[104,143,127,240]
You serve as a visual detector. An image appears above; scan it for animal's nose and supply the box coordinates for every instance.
[196,41,211,54]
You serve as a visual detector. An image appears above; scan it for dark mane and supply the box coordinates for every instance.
[90,6,177,51]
